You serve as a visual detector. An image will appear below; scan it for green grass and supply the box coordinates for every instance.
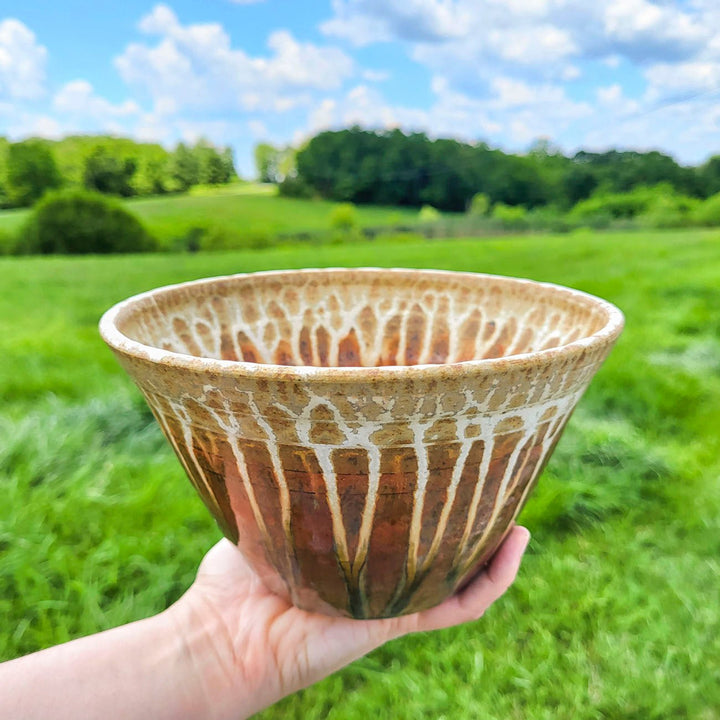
[0,207,27,235]
[0,185,419,250]
[2,228,720,717]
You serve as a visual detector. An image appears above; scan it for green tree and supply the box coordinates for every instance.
[171,143,200,191]
[563,165,598,206]
[132,150,170,196]
[254,143,281,183]
[83,146,137,196]
[296,128,558,211]
[256,144,297,184]
[203,151,226,184]
[220,147,237,182]
[696,155,720,198]
[6,140,62,207]
[189,139,234,185]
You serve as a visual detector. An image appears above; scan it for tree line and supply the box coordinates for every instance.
[0,136,236,208]
[271,128,720,212]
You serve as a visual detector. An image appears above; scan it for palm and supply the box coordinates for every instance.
[184,527,529,716]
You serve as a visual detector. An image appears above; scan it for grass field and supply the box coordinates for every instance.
[0,184,420,250]
[2,229,720,718]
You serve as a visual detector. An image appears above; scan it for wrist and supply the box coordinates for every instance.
[163,593,254,720]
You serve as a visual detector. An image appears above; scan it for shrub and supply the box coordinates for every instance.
[373,231,425,245]
[278,175,314,199]
[180,224,274,252]
[693,192,720,226]
[571,191,641,220]
[329,202,358,230]
[241,226,272,250]
[491,202,529,230]
[570,184,692,224]
[526,205,575,233]
[19,189,154,255]
[418,204,441,223]
[640,193,698,228]
[467,192,490,216]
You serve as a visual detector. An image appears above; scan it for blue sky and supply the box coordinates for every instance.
[2,0,720,175]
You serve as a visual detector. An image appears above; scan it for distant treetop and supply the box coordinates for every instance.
[278,127,710,213]
[0,135,237,209]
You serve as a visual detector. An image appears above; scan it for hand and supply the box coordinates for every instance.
[171,526,531,719]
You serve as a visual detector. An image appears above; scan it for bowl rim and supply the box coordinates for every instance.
[99,267,625,383]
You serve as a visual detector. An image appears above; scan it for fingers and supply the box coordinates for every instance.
[407,526,531,633]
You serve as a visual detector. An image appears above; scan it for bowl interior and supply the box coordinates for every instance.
[113,269,612,368]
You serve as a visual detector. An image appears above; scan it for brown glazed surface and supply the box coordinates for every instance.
[99,268,624,618]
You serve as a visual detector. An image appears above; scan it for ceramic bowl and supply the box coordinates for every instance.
[99,268,623,618]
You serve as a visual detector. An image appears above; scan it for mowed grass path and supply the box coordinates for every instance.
[2,230,720,718]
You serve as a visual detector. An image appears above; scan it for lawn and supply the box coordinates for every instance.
[0,184,420,249]
[1,229,719,718]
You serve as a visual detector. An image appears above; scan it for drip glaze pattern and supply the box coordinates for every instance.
[100,268,623,618]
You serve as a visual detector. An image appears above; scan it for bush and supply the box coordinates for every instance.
[693,192,720,226]
[526,205,575,233]
[570,184,691,224]
[491,202,529,230]
[373,231,425,245]
[468,192,490,216]
[418,204,441,223]
[175,224,275,252]
[640,193,698,228]
[19,190,154,255]
[278,175,314,199]
[329,202,358,230]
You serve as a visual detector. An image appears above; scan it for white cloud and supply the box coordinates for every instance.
[297,73,590,154]
[490,25,577,65]
[0,19,47,99]
[602,0,704,56]
[594,83,641,118]
[29,116,63,137]
[4,73,234,154]
[247,119,269,138]
[317,0,720,164]
[116,5,354,113]
[561,65,581,81]
[8,1,720,177]
[138,4,180,34]
[644,61,720,101]
[581,95,720,163]
[301,85,423,138]
[262,30,353,90]
[324,0,713,88]
[362,69,390,82]
[1,78,142,142]
[489,77,567,109]
[0,101,63,141]
[321,0,470,46]
[596,83,623,105]
[53,80,140,120]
